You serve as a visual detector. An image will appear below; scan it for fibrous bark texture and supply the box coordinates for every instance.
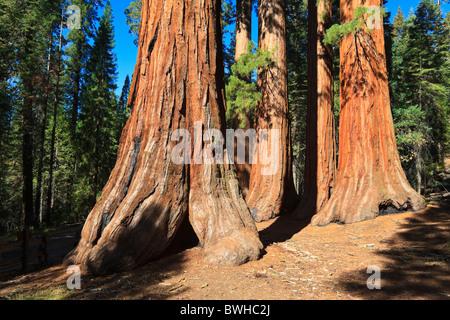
[311,0,426,226]
[64,0,262,275]
[246,0,299,222]
[294,0,336,220]
[235,0,252,59]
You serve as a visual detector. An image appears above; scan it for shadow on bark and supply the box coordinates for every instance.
[336,198,450,300]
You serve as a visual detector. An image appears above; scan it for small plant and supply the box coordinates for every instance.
[225,41,273,128]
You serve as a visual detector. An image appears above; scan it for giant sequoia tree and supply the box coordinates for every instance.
[235,0,252,59]
[311,0,426,226]
[246,0,299,222]
[65,0,262,275]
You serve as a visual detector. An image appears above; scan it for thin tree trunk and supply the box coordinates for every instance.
[45,87,57,226]
[294,0,336,220]
[67,44,82,223]
[416,144,422,194]
[64,0,262,275]
[35,96,48,227]
[35,39,53,227]
[92,115,101,207]
[311,0,426,226]
[45,18,64,226]
[22,88,34,229]
[71,45,81,140]
[21,30,34,229]
[246,0,299,222]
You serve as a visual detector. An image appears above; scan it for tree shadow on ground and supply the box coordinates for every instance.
[0,245,196,300]
[0,211,199,300]
[337,197,450,300]
[258,214,311,247]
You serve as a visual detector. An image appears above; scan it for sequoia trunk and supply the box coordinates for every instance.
[235,0,252,59]
[246,0,299,222]
[311,0,426,226]
[64,0,262,275]
[294,0,336,219]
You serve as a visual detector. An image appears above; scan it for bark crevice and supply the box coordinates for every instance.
[64,0,262,275]
[310,0,426,226]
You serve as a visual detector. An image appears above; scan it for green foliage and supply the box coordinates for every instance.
[0,0,448,233]
[0,0,71,230]
[65,0,101,131]
[124,0,142,46]
[393,105,429,164]
[225,41,273,128]
[117,74,131,139]
[323,5,386,45]
[78,1,119,210]
[390,0,449,189]
[286,0,309,194]
[222,0,236,81]
[0,0,128,232]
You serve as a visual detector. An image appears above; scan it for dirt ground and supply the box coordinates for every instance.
[0,196,449,300]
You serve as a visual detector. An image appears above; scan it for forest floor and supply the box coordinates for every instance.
[0,195,449,300]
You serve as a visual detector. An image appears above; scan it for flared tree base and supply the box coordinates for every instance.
[310,177,427,226]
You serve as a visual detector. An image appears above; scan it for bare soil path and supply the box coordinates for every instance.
[1,197,449,300]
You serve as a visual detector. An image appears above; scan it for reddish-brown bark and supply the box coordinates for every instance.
[311,0,426,226]
[294,0,336,220]
[64,0,262,275]
[235,0,252,59]
[245,0,299,222]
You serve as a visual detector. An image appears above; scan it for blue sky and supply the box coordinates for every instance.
[109,0,138,93]
[109,0,450,94]
[386,0,449,18]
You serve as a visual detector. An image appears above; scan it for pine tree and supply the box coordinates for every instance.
[286,0,309,194]
[44,7,66,226]
[390,0,449,192]
[390,8,428,191]
[116,74,131,140]
[225,42,273,196]
[225,43,272,128]
[0,0,66,230]
[65,0,101,141]
[443,11,450,153]
[13,0,66,228]
[124,0,142,46]
[78,1,118,209]
[411,0,448,174]
[64,0,104,223]
[222,0,237,81]
[0,0,18,231]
